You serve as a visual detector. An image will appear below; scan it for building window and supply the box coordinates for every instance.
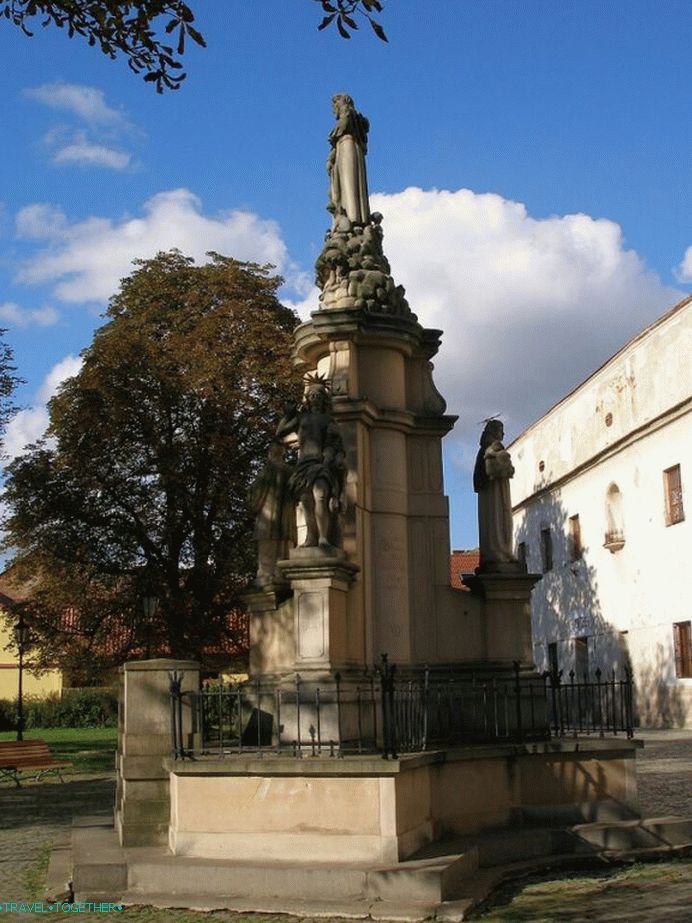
[604,483,625,552]
[548,641,559,677]
[664,465,684,526]
[673,622,692,678]
[517,541,527,568]
[540,528,553,572]
[574,636,589,679]
[568,514,582,561]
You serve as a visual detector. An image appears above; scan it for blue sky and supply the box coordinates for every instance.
[1,0,691,548]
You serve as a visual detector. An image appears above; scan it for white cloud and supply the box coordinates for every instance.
[25,82,126,127]
[25,83,134,172]
[282,285,319,319]
[52,139,130,171]
[38,354,83,403]
[280,265,319,318]
[675,246,692,282]
[11,183,681,473]
[369,187,682,459]
[2,355,83,460]
[16,204,67,239]
[15,189,289,304]
[3,407,49,459]
[0,301,59,327]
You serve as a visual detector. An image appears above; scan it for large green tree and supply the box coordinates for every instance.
[2,251,301,674]
[0,329,21,449]
[2,1,386,92]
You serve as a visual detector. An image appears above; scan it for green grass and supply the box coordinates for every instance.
[470,859,692,921]
[0,726,117,774]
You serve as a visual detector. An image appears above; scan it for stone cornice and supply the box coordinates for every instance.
[512,395,692,511]
[293,308,442,368]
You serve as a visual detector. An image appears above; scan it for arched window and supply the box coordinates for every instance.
[604,483,625,552]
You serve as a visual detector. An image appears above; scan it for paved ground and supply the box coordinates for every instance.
[0,773,114,906]
[473,729,692,922]
[0,731,691,920]
[635,728,692,817]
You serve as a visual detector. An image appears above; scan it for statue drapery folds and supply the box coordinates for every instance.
[473,419,519,573]
[318,94,411,316]
[327,93,371,227]
[251,377,346,582]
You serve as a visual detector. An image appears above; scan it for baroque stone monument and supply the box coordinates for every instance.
[244,94,544,682]
[107,98,641,902]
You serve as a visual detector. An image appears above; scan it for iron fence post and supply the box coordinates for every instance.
[169,671,182,759]
[513,661,523,743]
[335,671,342,757]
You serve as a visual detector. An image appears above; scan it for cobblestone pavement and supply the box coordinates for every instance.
[0,732,691,919]
[634,729,692,817]
[0,773,114,907]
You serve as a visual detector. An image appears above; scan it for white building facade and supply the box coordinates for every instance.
[510,295,692,727]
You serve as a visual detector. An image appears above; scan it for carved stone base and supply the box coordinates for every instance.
[277,557,360,672]
[463,571,542,667]
[289,544,345,563]
[476,560,528,576]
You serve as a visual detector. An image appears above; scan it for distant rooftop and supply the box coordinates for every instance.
[449,549,480,590]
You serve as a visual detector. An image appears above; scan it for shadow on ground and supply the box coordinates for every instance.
[0,776,115,832]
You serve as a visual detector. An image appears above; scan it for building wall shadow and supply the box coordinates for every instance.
[515,491,688,728]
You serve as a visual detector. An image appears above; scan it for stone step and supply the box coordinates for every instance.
[69,816,692,917]
[119,892,474,922]
[410,816,692,870]
[127,855,369,901]
[572,816,692,853]
[126,850,477,903]
[71,818,479,905]
[71,817,127,896]
[363,849,477,902]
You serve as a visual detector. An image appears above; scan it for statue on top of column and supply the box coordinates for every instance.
[316,94,412,318]
[473,419,523,574]
[327,93,371,227]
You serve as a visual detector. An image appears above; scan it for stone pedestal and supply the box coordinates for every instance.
[246,308,468,676]
[164,738,641,863]
[278,555,360,671]
[245,585,295,676]
[115,658,200,847]
[463,571,542,667]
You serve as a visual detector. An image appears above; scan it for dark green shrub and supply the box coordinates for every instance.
[22,688,118,728]
[0,698,16,731]
[59,688,118,727]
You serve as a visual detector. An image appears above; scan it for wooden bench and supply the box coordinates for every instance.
[0,739,73,787]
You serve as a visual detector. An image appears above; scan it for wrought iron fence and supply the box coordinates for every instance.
[170,658,634,761]
[169,668,379,760]
[544,667,634,740]
[380,659,547,757]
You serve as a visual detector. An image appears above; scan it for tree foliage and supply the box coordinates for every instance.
[0,329,22,451]
[1,0,206,92]
[1,1,387,91]
[315,0,387,42]
[2,251,301,671]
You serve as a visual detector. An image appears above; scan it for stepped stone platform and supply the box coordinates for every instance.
[58,812,692,921]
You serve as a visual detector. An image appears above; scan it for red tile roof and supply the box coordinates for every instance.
[0,568,248,663]
[58,606,249,660]
[449,549,480,590]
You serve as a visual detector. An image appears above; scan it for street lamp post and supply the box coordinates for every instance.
[13,617,30,742]
[141,595,160,659]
